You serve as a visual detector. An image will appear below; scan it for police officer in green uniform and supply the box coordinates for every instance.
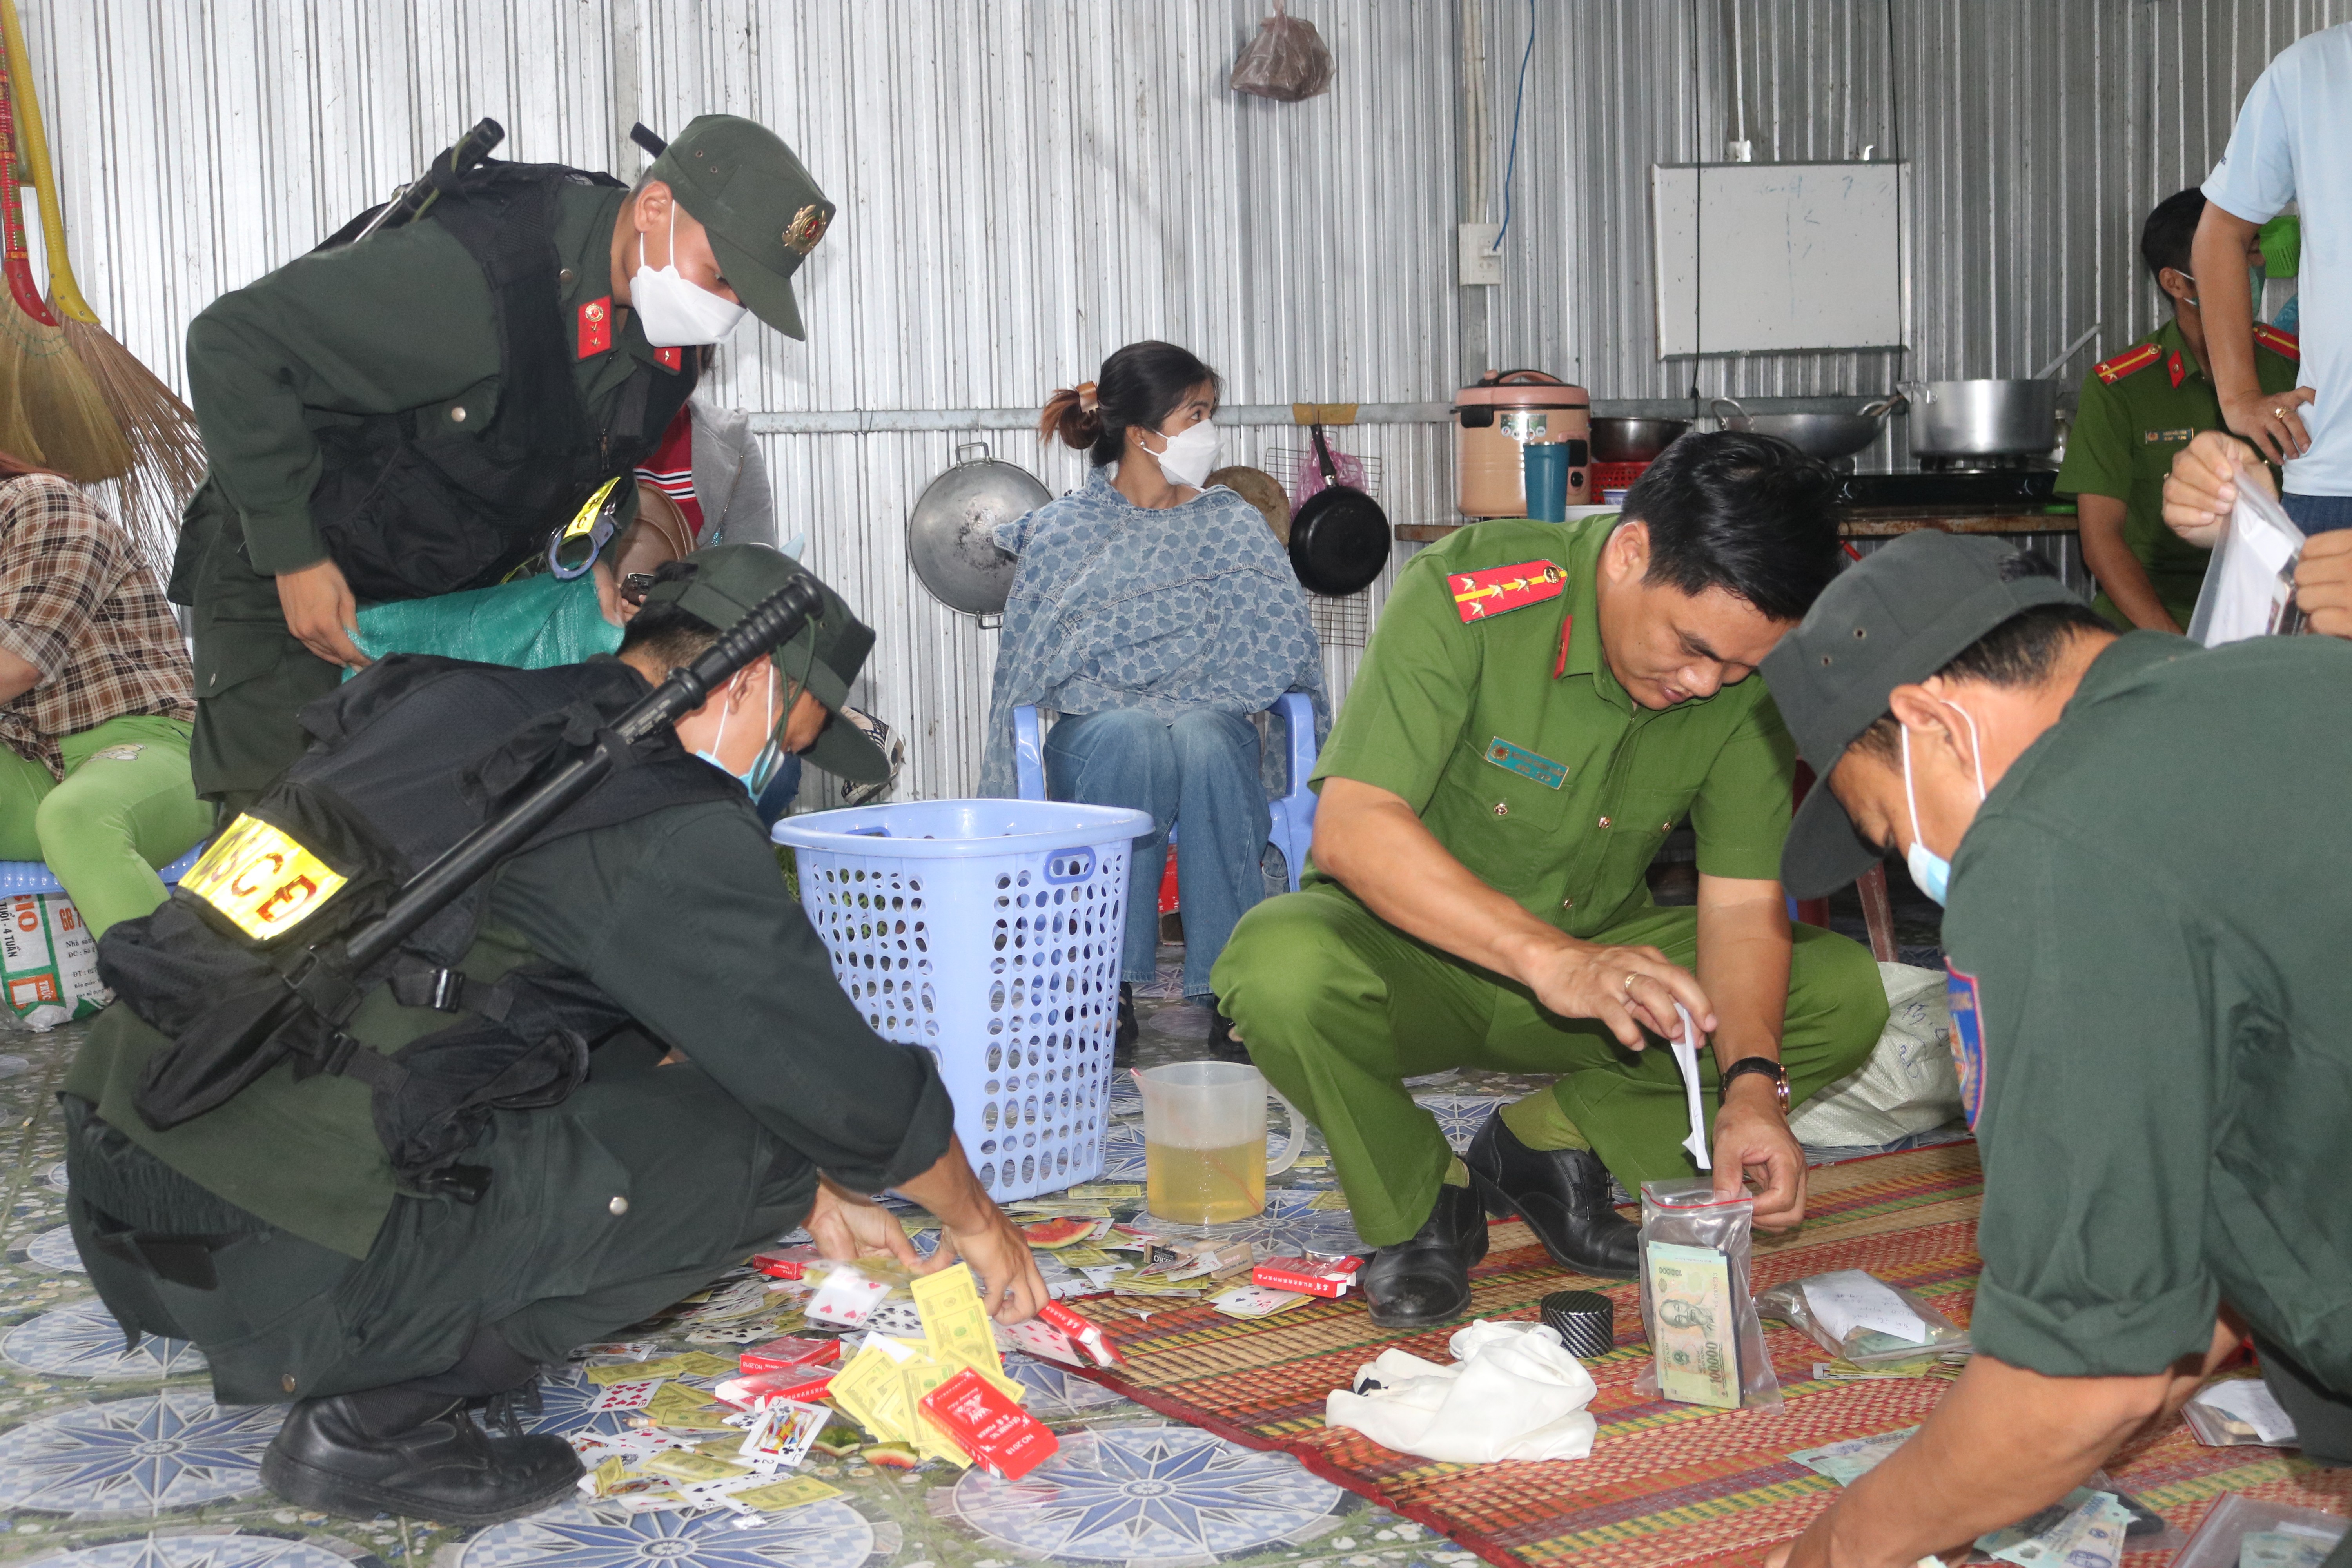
[179,115,835,810]
[2059,187,2302,632]
[1759,532,2352,1568]
[61,545,1049,1525]
[1213,433,1887,1327]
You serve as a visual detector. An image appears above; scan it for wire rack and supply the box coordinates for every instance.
[1265,443,1385,648]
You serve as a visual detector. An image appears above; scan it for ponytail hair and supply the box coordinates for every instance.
[1038,341,1222,467]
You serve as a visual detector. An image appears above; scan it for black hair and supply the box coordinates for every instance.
[618,562,720,668]
[2142,188,2207,285]
[1622,429,1841,622]
[1039,341,1224,468]
[1851,550,2112,763]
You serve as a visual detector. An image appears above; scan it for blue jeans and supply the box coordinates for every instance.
[1045,708,1269,1001]
[2284,493,2352,534]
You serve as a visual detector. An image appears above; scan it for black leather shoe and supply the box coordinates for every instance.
[1205,1000,1248,1062]
[1361,1181,1491,1329]
[1461,1110,1640,1279]
[1115,984,1139,1065]
[262,1385,582,1525]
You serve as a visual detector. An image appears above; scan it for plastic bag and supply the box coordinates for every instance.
[1756,1269,1971,1365]
[2169,1494,2343,1568]
[350,571,623,672]
[1229,2,1335,103]
[1635,1179,1782,1411]
[2188,482,2307,646]
[0,890,108,1030]
[1325,1319,1598,1463]
[1786,963,1961,1148]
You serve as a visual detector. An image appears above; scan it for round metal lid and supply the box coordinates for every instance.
[906,442,1050,616]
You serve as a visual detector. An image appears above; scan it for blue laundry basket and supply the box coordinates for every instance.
[773,799,1152,1202]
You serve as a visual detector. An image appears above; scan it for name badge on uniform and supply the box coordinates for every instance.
[180,814,349,941]
[2142,427,2195,444]
[1485,736,1567,789]
[1452,560,1567,622]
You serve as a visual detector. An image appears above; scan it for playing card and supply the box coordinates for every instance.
[591,1378,666,1411]
[1209,1285,1311,1319]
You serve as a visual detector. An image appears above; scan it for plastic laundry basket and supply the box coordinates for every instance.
[773,799,1152,1203]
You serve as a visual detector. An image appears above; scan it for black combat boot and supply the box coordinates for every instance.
[1116,983,1139,1064]
[261,1383,581,1525]
[1205,1000,1248,1062]
[1360,1181,1491,1329]
[1461,1110,1640,1279]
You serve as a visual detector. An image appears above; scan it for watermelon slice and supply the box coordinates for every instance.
[1021,1216,1098,1249]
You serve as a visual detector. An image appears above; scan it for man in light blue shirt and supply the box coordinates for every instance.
[2198,22,2349,530]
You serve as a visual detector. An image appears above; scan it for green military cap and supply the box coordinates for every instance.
[646,543,890,784]
[648,115,834,341]
[1761,532,2081,898]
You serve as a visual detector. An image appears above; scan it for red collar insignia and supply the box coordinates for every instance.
[654,345,683,372]
[577,296,613,359]
[2167,350,2187,388]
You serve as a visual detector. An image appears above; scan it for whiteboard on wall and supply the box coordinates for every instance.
[1651,162,1907,357]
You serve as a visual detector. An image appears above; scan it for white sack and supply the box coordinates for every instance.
[1788,963,1961,1148]
[1324,1319,1597,1463]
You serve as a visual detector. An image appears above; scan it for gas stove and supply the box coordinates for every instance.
[1833,466,2060,510]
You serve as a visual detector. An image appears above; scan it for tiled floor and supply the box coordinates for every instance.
[0,913,1944,1568]
[0,953,1523,1568]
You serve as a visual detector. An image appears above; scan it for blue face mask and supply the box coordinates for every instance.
[695,668,788,799]
[1900,704,1986,907]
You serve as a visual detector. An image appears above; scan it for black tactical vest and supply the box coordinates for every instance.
[96,656,740,1198]
[308,162,699,603]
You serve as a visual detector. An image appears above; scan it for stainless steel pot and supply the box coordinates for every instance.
[1589,416,1690,463]
[1711,397,1902,462]
[906,442,1049,617]
[1900,379,2060,456]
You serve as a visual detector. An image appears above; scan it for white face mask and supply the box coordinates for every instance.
[1149,419,1220,488]
[1899,702,1986,907]
[631,206,749,347]
[695,665,787,798]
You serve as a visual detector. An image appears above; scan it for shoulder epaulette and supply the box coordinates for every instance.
[2254,323,2301,361]
[2091,342,2162,384]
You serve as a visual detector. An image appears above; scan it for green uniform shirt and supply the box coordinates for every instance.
[1945,631,2352,1391]
[185,182,684,575]
[65,768,955,1258]
[1310,517,1796,939]
[2055,318,2303,628]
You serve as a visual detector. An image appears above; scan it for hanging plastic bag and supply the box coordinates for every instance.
[1229,2,1335,103]
[1635,1179,1782,1411]
[1756,1269,1972,1365]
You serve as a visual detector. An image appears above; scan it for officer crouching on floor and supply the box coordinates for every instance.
[1211,432,1887,1328]
[180,114,835,811]
[59,544,1048,1526]
[1759,534,2352,1568]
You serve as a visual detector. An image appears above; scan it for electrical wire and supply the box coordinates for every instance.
[1490,0,1537,251]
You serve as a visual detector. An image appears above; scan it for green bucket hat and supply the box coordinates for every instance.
[647,115,835,341]
[644,544,889,784]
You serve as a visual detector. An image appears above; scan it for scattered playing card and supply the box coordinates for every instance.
[1209,1285,1311,1319]
[590,1378,666,1411]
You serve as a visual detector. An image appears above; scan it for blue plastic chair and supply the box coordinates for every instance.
[1011,691,1319,893]
[0,843,206,898]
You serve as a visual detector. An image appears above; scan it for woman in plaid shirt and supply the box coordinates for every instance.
[0,453,209,935]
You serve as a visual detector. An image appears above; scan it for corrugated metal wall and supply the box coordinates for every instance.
[15,0,2349,800]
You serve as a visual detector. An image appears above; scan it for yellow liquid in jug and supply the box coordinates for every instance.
[1145,1139,1265,1226]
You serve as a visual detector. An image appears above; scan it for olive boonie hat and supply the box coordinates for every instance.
[646,544,889,784]
[648,115,834,341]
[1760,532,2082,899]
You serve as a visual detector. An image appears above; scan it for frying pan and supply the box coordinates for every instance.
[1287,425,1389,597]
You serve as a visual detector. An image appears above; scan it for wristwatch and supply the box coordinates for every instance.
[1719,1056,1790,1115]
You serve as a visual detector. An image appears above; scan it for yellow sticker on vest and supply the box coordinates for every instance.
[180,814,348,940]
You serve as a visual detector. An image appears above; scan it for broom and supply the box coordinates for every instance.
[2,0,200,567]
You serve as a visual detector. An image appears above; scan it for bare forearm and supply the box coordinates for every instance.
[1795,1356,2179,1568]
[2194,207,2262,405]
[887,1136,996,1232]
[2075,496,2179,632]
[1694,875,1790,1067]
[0,647,38,704]
[1312,777,1579,983]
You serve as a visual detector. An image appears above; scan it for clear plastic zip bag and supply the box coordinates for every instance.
[1755,1269,1973,1365]
[1634,1179,1783,1411]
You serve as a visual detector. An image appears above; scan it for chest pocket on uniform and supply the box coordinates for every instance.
[417,376,504,448]
[1432,736,1576,896]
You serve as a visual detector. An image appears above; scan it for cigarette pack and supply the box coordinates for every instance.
[919,1367,1060,1480]
[751,1245,824,1281]
[739,1335,843,1375]
[1037,1301,1123,1366]
[713,1368,835,1410]
[1250,1255,1361,1298]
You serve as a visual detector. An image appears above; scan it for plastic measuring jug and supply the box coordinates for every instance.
[1132,1060,1307,1225]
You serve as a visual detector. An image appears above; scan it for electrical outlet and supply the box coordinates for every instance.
[1458,223,1503,286]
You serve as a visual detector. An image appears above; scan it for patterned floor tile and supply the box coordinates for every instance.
[0,1387,282,1515]
[456,1495,883,1568]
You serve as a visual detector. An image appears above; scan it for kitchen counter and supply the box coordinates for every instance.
[1395,506,2078,544]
